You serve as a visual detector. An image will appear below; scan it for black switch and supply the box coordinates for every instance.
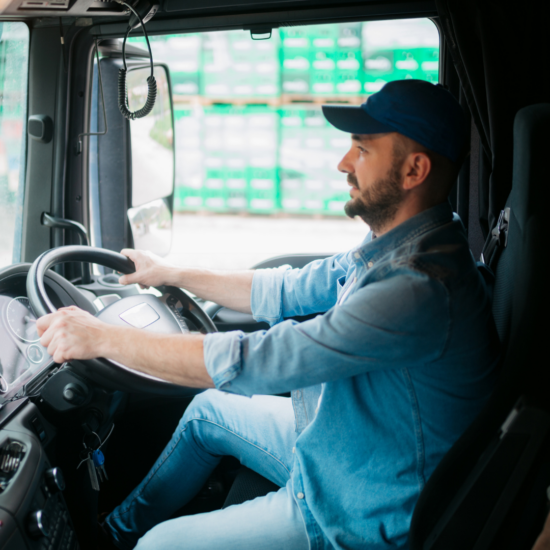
[31,416,46,441]
[28,114,53,143]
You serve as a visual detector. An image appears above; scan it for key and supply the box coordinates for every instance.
[92,449,108,481]
[85,454,100,491]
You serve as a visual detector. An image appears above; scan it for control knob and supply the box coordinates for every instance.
[44,467,65,493]
[62,382,88,406]
[27,509,50,538]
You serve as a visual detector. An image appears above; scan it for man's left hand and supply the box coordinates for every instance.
[37,307,109,364]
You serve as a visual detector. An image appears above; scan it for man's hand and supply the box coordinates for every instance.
[37,307,110,364]
[36,306,214,388]
[119,249,176,288]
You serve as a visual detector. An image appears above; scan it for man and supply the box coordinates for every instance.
[37,79,500,549]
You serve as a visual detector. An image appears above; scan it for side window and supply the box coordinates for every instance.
[129,18,439,269]
[0,23,29,269]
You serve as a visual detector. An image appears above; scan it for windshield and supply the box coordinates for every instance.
[125,18,439,270]
[0,22,29,270]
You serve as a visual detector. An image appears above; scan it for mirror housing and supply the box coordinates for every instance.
[126,63,175,257]
[90,44,175,260]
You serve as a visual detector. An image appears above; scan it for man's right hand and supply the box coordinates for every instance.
[118,249,254,314]
[119,249,176,288]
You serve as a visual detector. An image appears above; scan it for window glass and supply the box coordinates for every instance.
[128,18,439,269]
[0,22,29,269]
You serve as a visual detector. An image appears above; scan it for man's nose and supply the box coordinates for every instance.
[337,148,354,174]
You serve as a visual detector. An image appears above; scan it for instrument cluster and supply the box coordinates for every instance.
[0,293,52,401]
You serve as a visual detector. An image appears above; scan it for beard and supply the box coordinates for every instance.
[344,158,405,234]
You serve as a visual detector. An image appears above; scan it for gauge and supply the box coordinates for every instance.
[6,297,40,343]
[27,344,44,364]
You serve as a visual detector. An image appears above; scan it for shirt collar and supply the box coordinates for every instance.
[353,202,454,265]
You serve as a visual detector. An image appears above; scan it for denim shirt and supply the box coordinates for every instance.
[204,202,500,549]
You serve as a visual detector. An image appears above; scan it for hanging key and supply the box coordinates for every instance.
[92,449,108,481]
[85,454,100,491]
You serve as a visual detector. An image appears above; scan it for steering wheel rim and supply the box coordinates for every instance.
[27,245,216,396]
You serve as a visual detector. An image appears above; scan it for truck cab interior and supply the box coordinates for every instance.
[0,0,549,549]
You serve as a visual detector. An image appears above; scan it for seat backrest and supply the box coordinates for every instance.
[409,103,550,550]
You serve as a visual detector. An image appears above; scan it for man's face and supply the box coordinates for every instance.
[337,133,406,234]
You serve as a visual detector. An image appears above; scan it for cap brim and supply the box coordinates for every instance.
[322,105,396,135]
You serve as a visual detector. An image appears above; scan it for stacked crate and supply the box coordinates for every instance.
[245,105,280,212]
[280,27,311,94]
[279,106,349,215]
[129,35,202,98]
[175,105,280,213]
[164,35,202,97]
[173,107,204,210]
[281,23,364,98]
[202,31,280,100]
[362,18,439,93]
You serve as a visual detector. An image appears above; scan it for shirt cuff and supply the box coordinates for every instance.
[203,331,248,394]
[251,266,291,326]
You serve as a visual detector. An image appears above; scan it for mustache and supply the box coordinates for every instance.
[347,174,359,188]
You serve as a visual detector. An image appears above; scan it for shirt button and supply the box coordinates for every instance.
[367,261,374,268]
[297,492,305,499]
[292,446,295,453]
[354,252,360,259]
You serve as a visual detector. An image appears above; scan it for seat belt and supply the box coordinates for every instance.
[480,207,511,270]
[476,207,511,301]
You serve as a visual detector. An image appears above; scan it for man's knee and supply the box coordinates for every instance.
[176,389,235,436]
[180,389,219,424]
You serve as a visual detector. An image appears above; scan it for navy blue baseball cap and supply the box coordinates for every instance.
[322,80,468,163]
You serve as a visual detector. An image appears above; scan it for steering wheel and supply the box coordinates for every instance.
[26,245,217,396]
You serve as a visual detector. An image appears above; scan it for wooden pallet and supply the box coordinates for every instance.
[172,94,364,107]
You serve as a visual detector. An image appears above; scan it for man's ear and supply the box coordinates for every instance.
[402,152,432,190]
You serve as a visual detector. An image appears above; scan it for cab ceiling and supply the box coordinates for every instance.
[1,0,436,36]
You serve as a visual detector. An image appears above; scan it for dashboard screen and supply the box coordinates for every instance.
[0,295,52,398]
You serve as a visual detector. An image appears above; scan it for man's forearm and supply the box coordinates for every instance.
[163,268,254,314]
[99,325,215,388]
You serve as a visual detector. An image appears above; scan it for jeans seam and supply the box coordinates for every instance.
[190,417,292,478]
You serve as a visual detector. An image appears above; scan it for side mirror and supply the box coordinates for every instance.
[126,64,174,256]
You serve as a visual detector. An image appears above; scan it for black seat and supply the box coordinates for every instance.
[409,103,550,550]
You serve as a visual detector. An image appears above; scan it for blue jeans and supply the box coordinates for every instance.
[105,390,311,549]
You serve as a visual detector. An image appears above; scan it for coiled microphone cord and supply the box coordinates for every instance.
[116,0,157,120]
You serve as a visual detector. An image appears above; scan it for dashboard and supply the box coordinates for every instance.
[0,264,98,550]
[0,294,52,400]
[0,261,197,550]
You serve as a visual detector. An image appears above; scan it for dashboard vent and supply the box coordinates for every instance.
[0,441,26,491]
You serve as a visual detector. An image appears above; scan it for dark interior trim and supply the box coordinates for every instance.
[92,1,436,37]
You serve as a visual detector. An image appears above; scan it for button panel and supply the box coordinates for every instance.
[27,469,79,550]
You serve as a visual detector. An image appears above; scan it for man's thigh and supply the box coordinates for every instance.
[184,389,297,486]
[134,483,310,550]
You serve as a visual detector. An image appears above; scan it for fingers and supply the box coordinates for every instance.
[36,313,55,337]
[38,307,99,363]
[120,248,136,260]
[119,273,137,286]
[120,249,143,286]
